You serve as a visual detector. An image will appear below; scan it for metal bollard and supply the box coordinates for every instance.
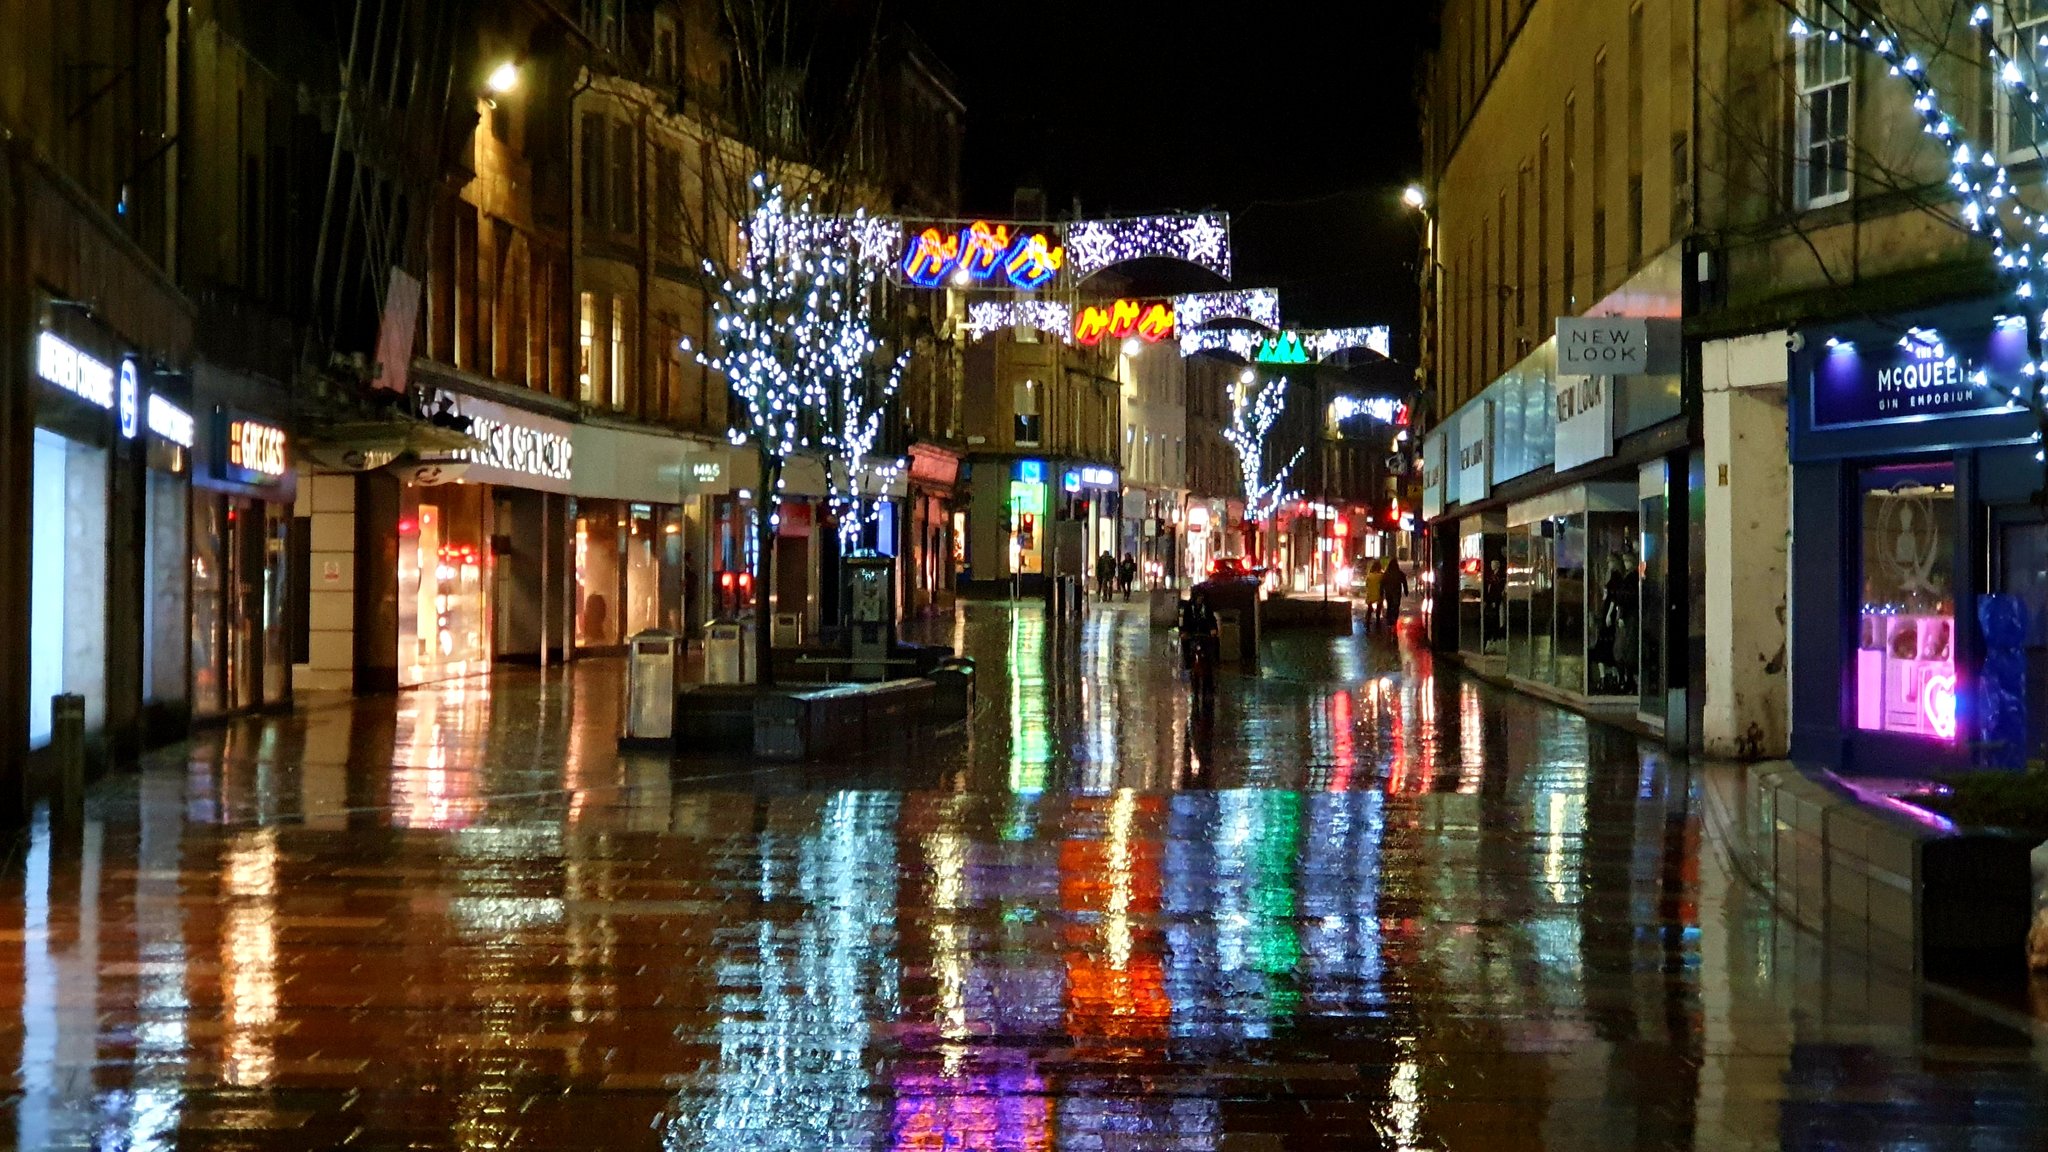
[51,693,85,824]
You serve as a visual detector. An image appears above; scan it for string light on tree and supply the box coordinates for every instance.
[682,176,917,624]
[1223,374,1303,523]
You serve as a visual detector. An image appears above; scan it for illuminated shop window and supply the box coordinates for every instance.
[1856,465,1957,740]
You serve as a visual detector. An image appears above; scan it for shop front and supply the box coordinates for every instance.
[190,366,297,719]
[1182,498,1225,584]
[961,457,1050,594]
[1425,287,1692,732]
[390,388,576,687]
[569,420,700,652]
[28,329,135,756]
[1062,463,1121,584]
[1790,304,2042,775]
[906,444,962,617]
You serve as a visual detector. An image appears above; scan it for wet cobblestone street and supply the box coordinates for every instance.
[2,601,2044,1149]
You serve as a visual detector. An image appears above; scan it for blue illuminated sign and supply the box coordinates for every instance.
[1017,459,1044,484]
[1813,323,2028,429]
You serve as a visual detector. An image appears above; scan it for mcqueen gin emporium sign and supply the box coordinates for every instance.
[1812,324,2026,429]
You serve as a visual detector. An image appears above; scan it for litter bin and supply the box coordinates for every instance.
[927,657,976,722]
[772,611,804,648]
[1215,610,1242,662]
[704,619,755,684]
[621,629,680,746]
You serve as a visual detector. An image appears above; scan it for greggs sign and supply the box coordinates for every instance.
[219,413,289,485]
[1072,299,1175,346]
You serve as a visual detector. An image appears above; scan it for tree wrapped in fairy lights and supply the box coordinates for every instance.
[1224,374,1303,525]
[817,252,912,552]
[685,176,908,680]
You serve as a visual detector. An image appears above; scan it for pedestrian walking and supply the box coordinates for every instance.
[1118,553,1138,601]
[1379,558,1408,629]
[1361,559,1385,627]
[1095,551,1116,599]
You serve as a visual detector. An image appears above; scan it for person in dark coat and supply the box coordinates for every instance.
[1096,551,1116,598]
[1379,558,1408,628]
[1118,553,1138,600]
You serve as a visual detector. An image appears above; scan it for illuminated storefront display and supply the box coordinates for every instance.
[1072,299,1175,346]
[1010,462,1046,577]
[1855,468,1957,741]
[1790,303,2045,774]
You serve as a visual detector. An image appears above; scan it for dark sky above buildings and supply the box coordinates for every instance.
[909,2,1438,349]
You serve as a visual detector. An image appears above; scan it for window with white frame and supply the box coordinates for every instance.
[1796,7,1852,208]
[2000,1,2048,158]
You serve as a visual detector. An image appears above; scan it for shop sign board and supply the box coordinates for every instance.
[146,394,195,448]
[680,453,726,495]
[1811,324,2027,429]
[1063,465,1117,491]
[118,360,140,439]
[1557,317,1650,375]
[36,331,115,410]
[436,391,574,492]
[1552,374,1615,472]
[1455,402,1491,502]
[1421,429,1446,519]
[219,412,290,486]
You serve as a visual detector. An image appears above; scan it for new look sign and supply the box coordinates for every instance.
[1557,317,1649,375]
[1811,325,2027,429]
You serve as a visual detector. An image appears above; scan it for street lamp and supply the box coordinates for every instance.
[486,60,521,95]
[1401,184,1427,211]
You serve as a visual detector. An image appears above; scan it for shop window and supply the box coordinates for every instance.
[28,429,109,746]
[143,470,188,707]
[1857,465,1957,740]
[191,496,226,717]
[626,504,660,636]
[576,502,623,647]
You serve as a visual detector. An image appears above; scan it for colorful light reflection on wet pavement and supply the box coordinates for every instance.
[1,601,2043,1150]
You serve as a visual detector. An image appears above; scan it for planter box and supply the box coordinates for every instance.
[674,685,760,755]
[1705,760,2046,976]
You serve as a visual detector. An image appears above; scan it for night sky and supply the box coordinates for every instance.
[907,2,1439,355]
